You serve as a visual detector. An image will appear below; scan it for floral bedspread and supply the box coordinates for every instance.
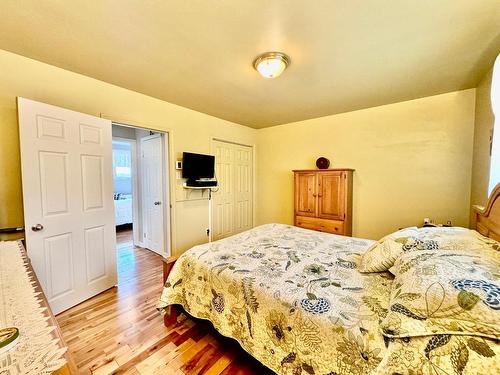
[157,224,499,374]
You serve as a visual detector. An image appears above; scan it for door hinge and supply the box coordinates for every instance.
[206,228,210,236]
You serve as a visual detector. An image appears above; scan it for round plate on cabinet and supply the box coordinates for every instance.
[316,157,330,169]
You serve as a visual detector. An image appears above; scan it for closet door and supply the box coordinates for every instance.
[212,141,234,240]
[294,172,317,217]
[233,144,253,234]
[212,140,253,240]
[317,171,345,220]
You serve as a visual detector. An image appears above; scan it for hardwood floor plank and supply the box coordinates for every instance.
[111,330,181,373]
[202,352,237,375]
[182,343,217,374]
[91,360,120,375]
[189,347,221,374]
[141,339,197,374]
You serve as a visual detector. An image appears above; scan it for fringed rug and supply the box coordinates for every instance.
[0,241,67,374]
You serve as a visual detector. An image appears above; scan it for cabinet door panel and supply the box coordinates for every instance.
[318,172,345,220]
[294,173,317,217]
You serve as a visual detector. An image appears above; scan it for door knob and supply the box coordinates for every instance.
[154,201,161,205]
[31,224,44,231]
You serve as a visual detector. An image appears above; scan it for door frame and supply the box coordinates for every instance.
[210,137,256,241]
[112,122,172,257]
[112,137,139,245]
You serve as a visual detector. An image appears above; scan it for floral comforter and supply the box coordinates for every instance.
[157,224,499,374]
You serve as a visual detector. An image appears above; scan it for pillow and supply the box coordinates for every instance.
[359,227,499,273]
[380,248,500,340]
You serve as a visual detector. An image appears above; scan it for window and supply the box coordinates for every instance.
[489,54,500,194]
[115,166,131,178]
[112,142,132,178]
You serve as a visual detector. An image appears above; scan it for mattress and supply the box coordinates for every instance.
[114,196,133,225]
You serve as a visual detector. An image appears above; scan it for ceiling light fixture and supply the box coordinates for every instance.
[253,52,290,79]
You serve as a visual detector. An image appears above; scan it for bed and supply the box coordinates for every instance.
[114,194,133,225]
[157,185,500,374]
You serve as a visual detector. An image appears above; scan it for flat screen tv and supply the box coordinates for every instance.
[182,152,215,180]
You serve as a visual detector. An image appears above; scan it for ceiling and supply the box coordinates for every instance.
[0,1,499,128]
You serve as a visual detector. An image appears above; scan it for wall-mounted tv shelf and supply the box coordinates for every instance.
[183,183,217,198]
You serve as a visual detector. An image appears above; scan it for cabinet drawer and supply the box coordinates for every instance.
[295,216,344,235]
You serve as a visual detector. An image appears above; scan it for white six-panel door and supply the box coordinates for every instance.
[212,141,234,239]
[18,98,117,315]
[233,146,253,233]
[212,140,253,240]
[140,134,165,255]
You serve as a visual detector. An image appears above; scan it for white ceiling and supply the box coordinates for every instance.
[0,0,499,128]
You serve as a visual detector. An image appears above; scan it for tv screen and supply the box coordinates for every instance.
[182,152,215,180]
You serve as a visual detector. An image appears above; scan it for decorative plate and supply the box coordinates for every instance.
[316,157,330,169]
[0,327,19,354]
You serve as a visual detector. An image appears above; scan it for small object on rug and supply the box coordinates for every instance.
[0,327,20,354]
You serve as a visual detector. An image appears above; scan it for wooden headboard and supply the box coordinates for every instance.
[474,183,500,242]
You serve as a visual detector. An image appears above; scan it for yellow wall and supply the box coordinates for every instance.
[0,50,257,252]
[470,69,494,222]
[0,48,481,247]
[257,90,476,240]
[0,93,23,234]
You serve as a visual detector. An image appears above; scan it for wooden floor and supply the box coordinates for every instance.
[56,228,273,375]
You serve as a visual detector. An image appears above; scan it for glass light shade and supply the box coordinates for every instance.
[254,52,290,79]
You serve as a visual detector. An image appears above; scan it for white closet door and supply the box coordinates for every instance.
[212,141,234,240]
[233,144,253,234]
[212,140,253,240]
[18,97,117,314]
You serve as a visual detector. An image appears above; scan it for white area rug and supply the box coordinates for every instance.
[0,241,67,374]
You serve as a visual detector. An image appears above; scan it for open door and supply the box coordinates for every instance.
[18,97,117,314]
[140,134,165,255]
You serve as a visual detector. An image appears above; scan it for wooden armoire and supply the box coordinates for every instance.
[293,169,354,236]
